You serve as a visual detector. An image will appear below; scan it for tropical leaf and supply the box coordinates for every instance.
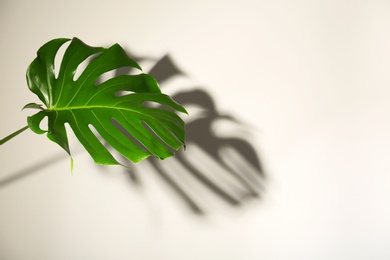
[24,37,187,166]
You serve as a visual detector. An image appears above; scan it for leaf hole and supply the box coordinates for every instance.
[87,123,101,139]
[142,101,162,108]
[114,91,135,97]
[73,53,101,81]
[110,99,175,112]
[110,119,149,153]
[95,66,142,86]
[142,121,176,153]
[142,101,177,113]
[88,123,127,165]
[54,41,71,79]
[39,115,48,132]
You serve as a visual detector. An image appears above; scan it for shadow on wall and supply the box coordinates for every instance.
[114,52,266,215]
[0,51,266,216]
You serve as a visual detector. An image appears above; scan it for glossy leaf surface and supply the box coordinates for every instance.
[25,37,187,165]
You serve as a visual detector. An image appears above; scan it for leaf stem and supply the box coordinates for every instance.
[0,125,30,145]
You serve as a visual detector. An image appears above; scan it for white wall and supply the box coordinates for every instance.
[1,0,390,259]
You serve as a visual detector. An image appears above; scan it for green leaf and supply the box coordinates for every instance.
[25,37,187,166]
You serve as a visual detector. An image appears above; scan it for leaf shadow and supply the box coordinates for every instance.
[112,52,266,215]
[0,153,69,187]
[1,49,267,216]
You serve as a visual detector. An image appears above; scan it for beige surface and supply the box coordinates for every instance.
[1,0,390,259]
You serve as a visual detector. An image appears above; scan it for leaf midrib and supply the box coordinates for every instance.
[49,105,150,118]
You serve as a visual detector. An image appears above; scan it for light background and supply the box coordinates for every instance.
[1,0,390,259]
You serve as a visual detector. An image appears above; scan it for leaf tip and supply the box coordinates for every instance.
[22,103,44,111]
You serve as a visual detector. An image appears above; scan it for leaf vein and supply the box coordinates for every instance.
[65,63,102,107]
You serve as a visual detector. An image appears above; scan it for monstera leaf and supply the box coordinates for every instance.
[23,37,187,166]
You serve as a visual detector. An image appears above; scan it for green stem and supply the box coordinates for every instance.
[0,125,30,145]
